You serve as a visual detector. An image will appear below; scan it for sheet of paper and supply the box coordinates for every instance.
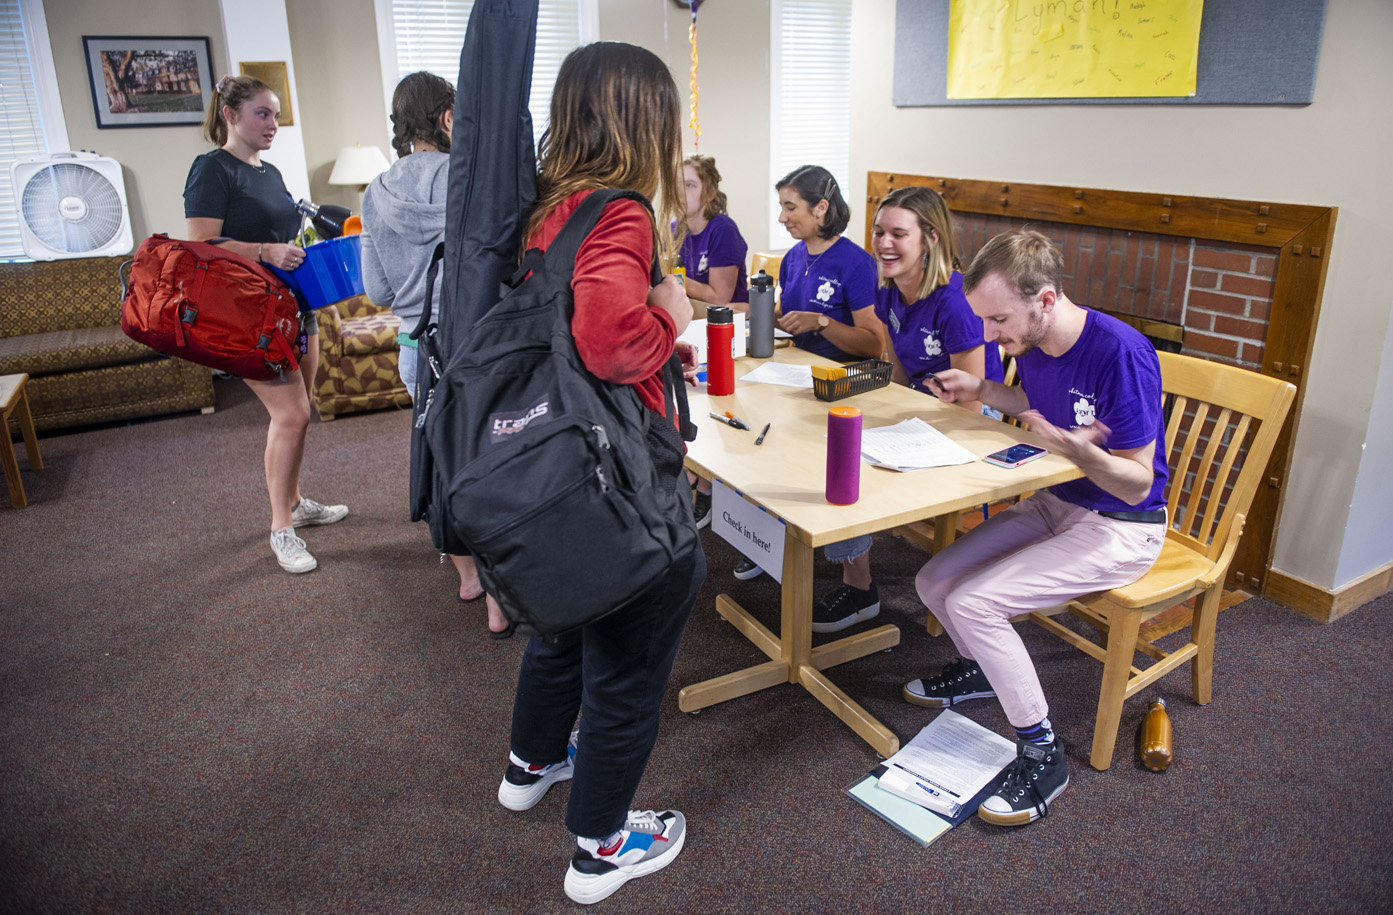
[860,417,977,472]
[739,362,814,389]
[882,710,1018,803]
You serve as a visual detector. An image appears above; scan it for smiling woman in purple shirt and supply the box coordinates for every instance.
[773,165,882,363]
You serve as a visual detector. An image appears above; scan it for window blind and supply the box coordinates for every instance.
[0,0,50,258]
[769,0,852,250]
[383,0,585,152]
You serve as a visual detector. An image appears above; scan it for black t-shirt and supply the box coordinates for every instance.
[183,148,300,243]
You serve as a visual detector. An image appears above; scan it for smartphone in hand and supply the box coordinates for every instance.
[983,443,1048,468]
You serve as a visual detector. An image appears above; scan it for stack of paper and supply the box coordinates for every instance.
[860,418,978,472]
[877,711,1018,817]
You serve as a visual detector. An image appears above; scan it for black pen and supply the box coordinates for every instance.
[755,422,770,445]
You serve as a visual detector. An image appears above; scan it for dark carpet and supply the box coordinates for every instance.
[2,378,1389,914]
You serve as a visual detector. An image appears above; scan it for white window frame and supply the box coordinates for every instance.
[372,0,596,159]
[767,0,853,252]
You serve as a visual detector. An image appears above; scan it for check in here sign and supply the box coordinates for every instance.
[711,478,785,583]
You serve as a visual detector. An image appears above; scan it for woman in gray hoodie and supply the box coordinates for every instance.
[362,71,510,636]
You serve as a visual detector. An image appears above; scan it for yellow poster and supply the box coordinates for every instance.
[947,0,1204,99]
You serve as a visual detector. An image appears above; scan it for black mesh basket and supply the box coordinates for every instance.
[812,359,893,402]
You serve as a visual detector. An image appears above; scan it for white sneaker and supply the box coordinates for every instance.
[270,525,317,573]
[290,497,348,528]
[564,809,686,905]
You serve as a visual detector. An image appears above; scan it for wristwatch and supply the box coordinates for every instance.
[815,314,830,334]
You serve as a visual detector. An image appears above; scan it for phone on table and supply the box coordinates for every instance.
[983,443,1048,468]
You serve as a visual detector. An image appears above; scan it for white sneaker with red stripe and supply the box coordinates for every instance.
[497,731,578,811]
[563,809,686,905]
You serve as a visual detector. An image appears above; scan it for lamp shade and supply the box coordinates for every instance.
[328,146,390,186]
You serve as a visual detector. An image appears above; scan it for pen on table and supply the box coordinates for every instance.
[755,422,771,446]
[722,411,751,430]
[709,411,745,430]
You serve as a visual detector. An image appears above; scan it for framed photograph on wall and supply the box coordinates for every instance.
[82,36,214,129]
[238,61,294,126]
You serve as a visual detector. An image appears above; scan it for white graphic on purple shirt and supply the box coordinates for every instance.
[816,279,835,303]
[1073,396,1097,427]
[922,332,942,358]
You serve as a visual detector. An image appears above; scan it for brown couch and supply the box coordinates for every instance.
[0,256,215,433]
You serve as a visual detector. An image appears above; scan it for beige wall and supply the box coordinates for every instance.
[45,0,228,240]
[847,0,1393,591]
[286,0,389,212]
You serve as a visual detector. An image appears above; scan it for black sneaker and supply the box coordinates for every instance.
[810,583,880,634]
[902,657,997,708]
[693,490,712,529]
[733,557,765,580]
[977,737,1069,826]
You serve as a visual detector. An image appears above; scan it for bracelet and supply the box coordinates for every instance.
[257,243,264,263]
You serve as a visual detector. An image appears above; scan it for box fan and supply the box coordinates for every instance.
[9,151,134,260]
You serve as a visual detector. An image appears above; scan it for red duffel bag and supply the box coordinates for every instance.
[120,234,302,381]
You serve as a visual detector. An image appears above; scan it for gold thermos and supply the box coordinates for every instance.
[1140,698,1173,772]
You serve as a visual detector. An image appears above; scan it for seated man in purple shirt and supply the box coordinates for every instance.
[908,229,1168,827]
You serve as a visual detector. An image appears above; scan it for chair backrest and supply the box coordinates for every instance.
[1155,351,1296,564]
[749,251,785,288]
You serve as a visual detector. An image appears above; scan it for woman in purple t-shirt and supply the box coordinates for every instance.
[677,155,749,307]
[773,165,882,363]
[808,186,1006,635]
[872,186,1003,405]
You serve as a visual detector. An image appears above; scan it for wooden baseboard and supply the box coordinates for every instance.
[1265,563,1393,623]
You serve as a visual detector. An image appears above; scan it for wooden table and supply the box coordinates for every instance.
[1,373,43,509]
[679,349,1083,756]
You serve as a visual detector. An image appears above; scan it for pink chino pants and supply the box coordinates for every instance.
[915,490,1165,728]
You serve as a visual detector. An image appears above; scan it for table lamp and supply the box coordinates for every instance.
[328,145,390,194]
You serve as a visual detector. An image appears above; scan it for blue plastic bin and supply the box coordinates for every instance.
[269,234,364,309]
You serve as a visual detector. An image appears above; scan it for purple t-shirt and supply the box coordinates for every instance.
[874,271,1004,393]
[680,213,749,303]
[779,237,878,361]
[1016,309,1168,513]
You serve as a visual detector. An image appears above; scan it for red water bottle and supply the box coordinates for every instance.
[706,305,735,396]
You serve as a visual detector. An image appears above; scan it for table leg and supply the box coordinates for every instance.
[14,385,42,471]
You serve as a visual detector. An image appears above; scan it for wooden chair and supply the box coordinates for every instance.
[1021,351,1296,769]
[749,251,785,289]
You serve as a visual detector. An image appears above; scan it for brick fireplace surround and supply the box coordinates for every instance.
[865,172,1337,612]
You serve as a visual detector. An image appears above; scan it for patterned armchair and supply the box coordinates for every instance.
[311,294,411,421]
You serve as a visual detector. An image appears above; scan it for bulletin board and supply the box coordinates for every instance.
[893,0,1326,106]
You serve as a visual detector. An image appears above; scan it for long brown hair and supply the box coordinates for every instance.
[201,74,272,148]
[526,42,683,263]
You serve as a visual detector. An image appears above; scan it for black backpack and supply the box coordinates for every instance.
[420,189,698,638]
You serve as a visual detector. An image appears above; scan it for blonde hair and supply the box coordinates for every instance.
[962,228,1063,300]
[875,186,961,301]
[527,42,683,264]
[202,74,272,148]
[683,154,727,221]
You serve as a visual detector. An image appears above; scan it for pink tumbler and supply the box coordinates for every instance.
[826,406,862,505]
